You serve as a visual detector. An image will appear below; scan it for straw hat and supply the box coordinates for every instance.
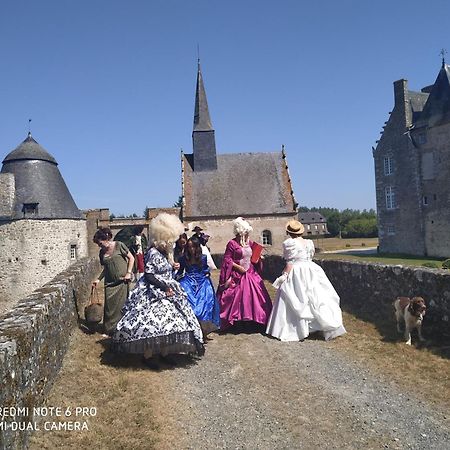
[286,219,304,235]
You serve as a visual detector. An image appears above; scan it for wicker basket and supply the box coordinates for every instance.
[84,287,103,324]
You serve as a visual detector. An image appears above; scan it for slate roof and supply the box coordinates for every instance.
[183,151,297,219]
[415,63,450,127]
[3,134,57,164]
[1,134,83,220]
[408,90,429,122]
[193,64,213,132]
[298,212,327,224]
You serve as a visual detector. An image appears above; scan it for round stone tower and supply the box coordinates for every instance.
[0,134,88,314]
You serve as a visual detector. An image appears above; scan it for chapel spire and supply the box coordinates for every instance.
[192,62,217,171]
[193,62,213,131]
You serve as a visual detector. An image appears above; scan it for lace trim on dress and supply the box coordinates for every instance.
[111,331,204,356]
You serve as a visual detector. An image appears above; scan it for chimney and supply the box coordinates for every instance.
[392,79,411,128]
[393,79,408,107]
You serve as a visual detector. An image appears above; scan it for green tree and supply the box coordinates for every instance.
[342,218,378,238]
[298,206,377,238]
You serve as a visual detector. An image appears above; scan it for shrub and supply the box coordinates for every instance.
[361,242,366,247]
[345,243,351,248]
[442,259,450,269]
[341,217,378,238]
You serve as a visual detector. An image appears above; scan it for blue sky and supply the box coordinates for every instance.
[1,0,449,215]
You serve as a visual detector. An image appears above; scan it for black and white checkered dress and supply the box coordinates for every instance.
[112,247,204,357]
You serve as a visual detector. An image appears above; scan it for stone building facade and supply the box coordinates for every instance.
[85,207,180,258]
[182,64,298,255]
[373,62,450,257]
[0,134,87,311]
[298,212,328,236]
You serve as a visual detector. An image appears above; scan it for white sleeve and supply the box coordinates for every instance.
[283,239,298,262]
[202,245,217,270]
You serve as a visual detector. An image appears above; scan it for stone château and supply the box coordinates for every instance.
[373,60,450,257]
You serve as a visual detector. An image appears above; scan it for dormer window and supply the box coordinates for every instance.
[22,203,39,215]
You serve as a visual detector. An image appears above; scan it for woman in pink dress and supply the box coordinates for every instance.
[217,217,272,330]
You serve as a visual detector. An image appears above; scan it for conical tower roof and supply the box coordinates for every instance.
[1,134,83,220]
[3,133,57,164]
[416,63,450,127]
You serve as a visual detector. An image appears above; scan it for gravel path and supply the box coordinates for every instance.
[159,331,449,450]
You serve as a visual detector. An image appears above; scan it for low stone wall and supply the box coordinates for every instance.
[0,257,100,449]
[315,259,450,341]
[213,254,450,341]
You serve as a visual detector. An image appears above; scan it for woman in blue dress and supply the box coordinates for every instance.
[178,236,220,337]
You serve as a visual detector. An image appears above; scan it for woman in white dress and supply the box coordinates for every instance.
[266,220,346,341]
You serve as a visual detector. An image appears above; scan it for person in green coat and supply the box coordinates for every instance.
[92,228,135,337]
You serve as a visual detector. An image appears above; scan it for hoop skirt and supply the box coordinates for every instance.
[218,238,272,329]
[266,238,346,341]
[112,248,204,357]
[178,255,220,334]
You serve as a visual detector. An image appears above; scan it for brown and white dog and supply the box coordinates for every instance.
[393,296,426,345]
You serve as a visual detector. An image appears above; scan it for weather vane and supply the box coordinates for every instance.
[440,48,447,67]
[28,118,32,135]
[197,43,200,67]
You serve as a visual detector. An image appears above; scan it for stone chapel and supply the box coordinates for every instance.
[181,64,298,255]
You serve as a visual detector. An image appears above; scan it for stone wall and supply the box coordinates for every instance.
[418,123,450,257]
[373,79,426,256]
[218,254,450,341]
[315,259,449,340]
[0,173,15,219]
[84,208,181,258]
[0,256,100,450]
[0,219,88,315]
[85,210,294,258]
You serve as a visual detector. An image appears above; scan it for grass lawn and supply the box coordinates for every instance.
[306,236,446,268]
[316,252,446,268]
[309,236,379,252]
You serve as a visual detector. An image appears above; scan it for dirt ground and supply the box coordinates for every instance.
[29,274,450,450]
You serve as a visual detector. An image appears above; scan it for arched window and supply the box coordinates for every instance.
[262,230,272,246]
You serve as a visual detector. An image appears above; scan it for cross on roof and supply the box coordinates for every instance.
[440,48,447,67]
